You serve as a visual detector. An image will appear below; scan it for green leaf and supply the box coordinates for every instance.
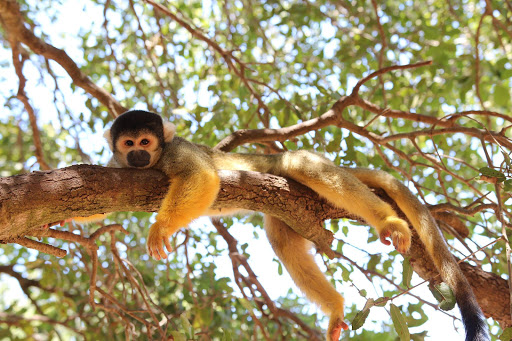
[499,326,512,341]
[503,152,512,168]
[337,263,351,282]
[367,254,381,271]
[238,298,253,311]
[494,84,510,107]
[428,282,457,311]
[352,298,374,330]
[221,328,233,341]
[274,259,283,275]
[374,297,389,307]
[411,330,428,341]
[402,257,413,288]
[169,331,187,341]
[390,304,410,341]
[504,179,512,193]
[180,314,194,338]
[479,167,506,183]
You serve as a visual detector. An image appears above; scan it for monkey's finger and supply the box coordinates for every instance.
[164,238,173,253]
[59,219,72,226]
[42,220,65,228]
[153,248,162,261]
[155,244,165,260]
[379,231,391,246]
[147,243,159,260]
[156,242,168,260]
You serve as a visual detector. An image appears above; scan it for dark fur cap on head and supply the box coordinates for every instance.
[111,110,164,145]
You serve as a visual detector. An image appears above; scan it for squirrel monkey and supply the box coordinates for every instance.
[100,110,488,341]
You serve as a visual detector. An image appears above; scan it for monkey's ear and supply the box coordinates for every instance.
[163,122,176,142]
[103,129,114,151]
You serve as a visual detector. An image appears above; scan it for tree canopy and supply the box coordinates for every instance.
[0,0,511,340]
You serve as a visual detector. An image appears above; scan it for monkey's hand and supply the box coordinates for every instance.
[147,221,174,260]
[379,216,411,254]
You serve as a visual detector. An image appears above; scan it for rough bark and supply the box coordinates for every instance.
[0,165,509,326]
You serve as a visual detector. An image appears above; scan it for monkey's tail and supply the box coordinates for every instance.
[263,215,345,319]
[346,168,489,341]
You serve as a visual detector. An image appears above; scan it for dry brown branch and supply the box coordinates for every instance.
[351,60,432,95]
[212,218,322,340]
[128,0,173,111]
[8,41,51,170]
[378,126,512,149]
[215,61,509,155]
[370,0,388,106]
[484,0,512,39]
[429,203,498,216]
[14,236,67,257]
[0,311,84,335]
[214,96,356,151]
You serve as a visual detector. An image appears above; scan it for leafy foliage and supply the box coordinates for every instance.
[0,0,511,340]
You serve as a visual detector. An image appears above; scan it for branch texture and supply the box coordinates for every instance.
[0,165,509,325]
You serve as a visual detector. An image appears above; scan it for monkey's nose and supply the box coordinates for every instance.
[127,150,151,168]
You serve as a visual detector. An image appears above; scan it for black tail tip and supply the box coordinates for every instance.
[460,303,490,341]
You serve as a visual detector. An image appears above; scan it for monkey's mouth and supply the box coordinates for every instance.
[127,150,151,168]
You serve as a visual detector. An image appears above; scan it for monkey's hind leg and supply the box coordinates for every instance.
[264,215,348,341]
[279,151,411,254]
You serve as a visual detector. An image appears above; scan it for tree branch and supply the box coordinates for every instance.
[0,165,510,325]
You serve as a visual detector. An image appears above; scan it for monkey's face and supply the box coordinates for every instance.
[114,132,162,169]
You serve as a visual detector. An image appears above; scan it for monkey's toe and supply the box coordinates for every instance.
[327,317,348,341]
[392,231,410,253]
[380,217,411,253]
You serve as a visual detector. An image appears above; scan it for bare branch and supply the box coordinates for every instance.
[351,60,432,96]
[14,237,67,257]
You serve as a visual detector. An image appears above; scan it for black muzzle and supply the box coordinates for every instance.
[127,150,151,168]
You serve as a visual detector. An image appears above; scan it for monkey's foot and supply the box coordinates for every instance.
[327,316,348,341]
[379,216,411,254]
[147,221,174,260]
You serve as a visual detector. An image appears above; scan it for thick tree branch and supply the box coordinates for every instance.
[214,61,511,153]
[0,165,510,325]
[0,165,344,258]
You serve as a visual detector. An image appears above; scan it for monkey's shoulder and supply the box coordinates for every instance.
[162,137,215,157]
[153,137,217,175]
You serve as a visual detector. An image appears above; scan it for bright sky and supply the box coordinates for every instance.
[0,1,494,340]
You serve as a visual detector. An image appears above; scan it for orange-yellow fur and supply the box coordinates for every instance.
[72,214,108,224]
[144,147,410,339]
[264,215,348,338]
[98,110,487,341]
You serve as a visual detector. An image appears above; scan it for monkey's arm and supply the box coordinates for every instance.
[147,144,220,260]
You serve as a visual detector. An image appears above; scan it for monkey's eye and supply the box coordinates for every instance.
[125,140,134,147]
[140,139,150,146]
